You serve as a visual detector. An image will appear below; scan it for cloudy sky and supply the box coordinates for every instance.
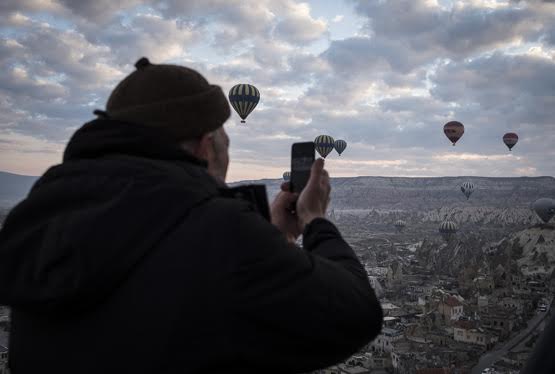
[1,0,554,181]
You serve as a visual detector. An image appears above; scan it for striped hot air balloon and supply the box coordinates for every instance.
[314,135,335,158]
[460,181,475,200]
[282,171,291,181]
[532,198,555,223]
[334,139,347,156]
[443,121,464,146]
[439,220,458,242]
[394,220,406,233]
[229,84,260,123]
[503,132,518,151]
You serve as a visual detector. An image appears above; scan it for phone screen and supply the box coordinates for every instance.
[290,142,315,193]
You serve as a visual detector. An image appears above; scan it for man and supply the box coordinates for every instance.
[0,58,383,373]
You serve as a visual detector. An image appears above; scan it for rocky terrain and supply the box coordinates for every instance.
[2,172,554,275]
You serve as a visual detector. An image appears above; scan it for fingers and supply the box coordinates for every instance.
[280,182,291,192]
[273,190,298,206]
[321,169,330,187]
[306,158,325,189]
[321,169,331,196]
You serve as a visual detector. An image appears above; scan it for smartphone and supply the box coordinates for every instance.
[290,142,315,193]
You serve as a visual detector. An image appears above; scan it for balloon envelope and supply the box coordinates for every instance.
[334,139,347,155]
[314,135,335,158]
[229,84,260,123]
[532,198,555,223]
[283,171,291,181]
[443,121,464,146]
[394,220,406,232]
[461,181,475,200]
[503,132,518,151]
[439,220,458,241]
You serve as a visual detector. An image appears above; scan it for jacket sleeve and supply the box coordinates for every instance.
[227,202,383,373]
[521,309,555,374]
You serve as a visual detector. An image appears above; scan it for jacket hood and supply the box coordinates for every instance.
[0,119,219,314]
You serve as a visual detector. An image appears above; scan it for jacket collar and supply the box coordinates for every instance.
[64,118,208,168]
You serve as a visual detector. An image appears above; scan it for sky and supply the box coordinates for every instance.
[0,0,554,181]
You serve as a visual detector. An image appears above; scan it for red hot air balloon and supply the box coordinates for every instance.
[503,132,518,151]
[443,121,465,146]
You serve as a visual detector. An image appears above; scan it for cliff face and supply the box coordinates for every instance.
[511,226,555,275]
[416,234,487,276]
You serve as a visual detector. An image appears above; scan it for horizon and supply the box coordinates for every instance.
[2,169,554,182]
[1,0,554,180]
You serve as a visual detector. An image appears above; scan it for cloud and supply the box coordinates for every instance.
[89,13,199,64]
[433,153,518,161]
[345,0,547,69]
[0,0,62,15]
[57,0,142,22]
[273,2,328,44]
[430,52,555,126]
[332,15,344,23]
[0,129,64,175]
[0,0,553,180]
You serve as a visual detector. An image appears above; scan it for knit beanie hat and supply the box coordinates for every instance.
[96,57,230,140]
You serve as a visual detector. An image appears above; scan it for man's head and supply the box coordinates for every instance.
[101,57,231,182]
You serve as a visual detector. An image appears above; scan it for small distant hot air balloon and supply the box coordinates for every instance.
[503,132,518,151]
[532,198,555,223]
[460,181,475,200]
[443,121,464,146]
[439,220,458,242]
[229,84,260,123]
[394,220,406,233]
[334,139,347,156]
[283,171,291,181]
[314,135,335,158]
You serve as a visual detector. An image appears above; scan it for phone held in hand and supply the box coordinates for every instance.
[290,142,315,193]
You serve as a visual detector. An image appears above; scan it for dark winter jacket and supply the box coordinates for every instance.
[521,304,555,374]
[0,119,383,374]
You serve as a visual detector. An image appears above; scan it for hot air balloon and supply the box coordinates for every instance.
[334,139,347,156]
[532,198,555,223]
[283,171,291,181]
[503,132,518,151]
[443,121,464,146]
[439,220,458,242]
[229,84,260,123]
[314,135,335,158]
[460,181,475,200]
[394,220,406,233]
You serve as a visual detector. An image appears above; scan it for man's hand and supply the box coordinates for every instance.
[296,158,331,230]
[270,184,301,243]
[270,158,331,242]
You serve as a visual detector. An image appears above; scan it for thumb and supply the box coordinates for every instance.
[306,158,324,189]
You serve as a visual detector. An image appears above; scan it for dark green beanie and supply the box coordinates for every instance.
[101,57,230,140]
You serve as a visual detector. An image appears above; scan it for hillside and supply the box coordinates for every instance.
[240,176,555,225]
[2,172,554,220]
[0,171,38,208]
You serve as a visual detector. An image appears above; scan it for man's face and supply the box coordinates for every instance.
[207,126,230,183]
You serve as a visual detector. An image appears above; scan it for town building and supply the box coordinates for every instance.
[453,320,495,349]
[370,327,403,353]
[437,296,463,323]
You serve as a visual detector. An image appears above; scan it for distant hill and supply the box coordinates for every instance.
[2,171,554,216]
[0,171,38,208]
[237,175,555,208]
